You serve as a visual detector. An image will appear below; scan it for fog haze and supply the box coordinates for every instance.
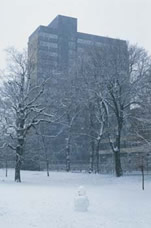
[0,0,151,68]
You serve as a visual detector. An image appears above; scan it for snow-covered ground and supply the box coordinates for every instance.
[0,169,151,228]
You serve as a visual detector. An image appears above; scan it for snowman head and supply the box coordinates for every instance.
[78,186,86,196]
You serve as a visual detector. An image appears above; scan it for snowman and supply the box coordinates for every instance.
[74,186,89,212]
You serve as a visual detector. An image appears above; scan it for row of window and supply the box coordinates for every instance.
[39,38,104,50]
[68,49,76,56]
[68,41,76,49]
[38,60,58,68]
[77,38,104,47]
[39,32,58,39]
[39,37,58,43]
[40,41,58,48]
[39,51,58,59]
[77,38,92,45]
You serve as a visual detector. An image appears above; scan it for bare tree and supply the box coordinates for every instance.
[75,48,109,173]
[56,69,81,172]
[105,43,151,176]
[77,41,134,176]
[128,44,151,145]
[1,48,53,182]
[40,133,50,176]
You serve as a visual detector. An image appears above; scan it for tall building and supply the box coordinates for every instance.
[28,15,127,83]
[27,15,131,173]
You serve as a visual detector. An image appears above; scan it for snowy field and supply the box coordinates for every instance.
[0,169,151,228]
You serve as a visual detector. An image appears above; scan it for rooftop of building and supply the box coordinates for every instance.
[29,15,126,45]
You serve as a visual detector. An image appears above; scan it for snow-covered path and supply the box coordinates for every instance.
[0,170,151,228]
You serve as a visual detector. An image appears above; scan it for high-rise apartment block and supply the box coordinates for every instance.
[28,15,127,83]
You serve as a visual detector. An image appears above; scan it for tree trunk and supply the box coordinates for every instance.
[46,159,49,177]
[88,106,95,173]
[141,166,144,190]
[5,158,8,177]
[89,140,95,173]
[96,138,101,173]
[66,144,71,172]
[15,104,25,182]
[15,153,22,182]
[15,137,24,182]
[113,123,123,177]
[96,152,100,173]
[41,135,49,176]
[114,149,123,177]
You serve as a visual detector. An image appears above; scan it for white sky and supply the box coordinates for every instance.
[0,0,151,68]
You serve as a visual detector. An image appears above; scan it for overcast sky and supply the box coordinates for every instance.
[0,0,151,68]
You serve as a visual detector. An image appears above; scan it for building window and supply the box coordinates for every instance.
[48,52,58,57]
[39,50,58,59]
[77,47,85,53]
[68,41,76,49]
[39,32,58,39]
[77,38,93,45]
[40,41,58,48]
[68,49,76,57]
[95,41,103,47]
